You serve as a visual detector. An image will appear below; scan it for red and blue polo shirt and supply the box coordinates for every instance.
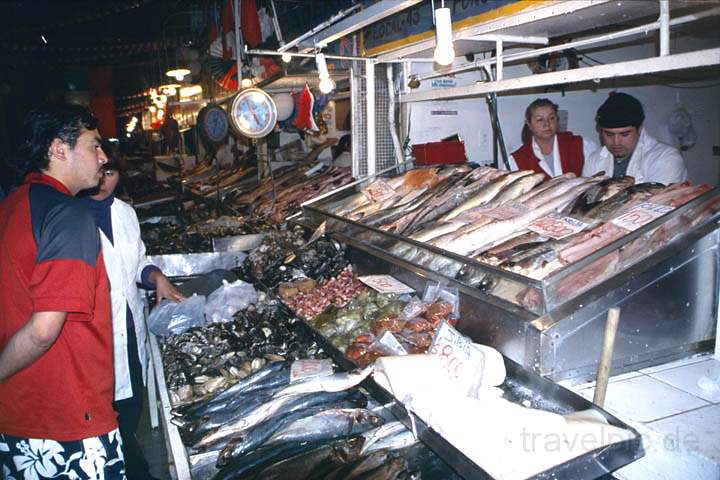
[0,173,117,441]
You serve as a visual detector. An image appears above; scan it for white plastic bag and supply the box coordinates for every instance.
[204,279,257,324]
[148,294,206,336]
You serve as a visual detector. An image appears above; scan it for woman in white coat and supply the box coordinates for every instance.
[82,152,182,480]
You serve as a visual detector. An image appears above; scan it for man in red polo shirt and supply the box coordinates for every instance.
[0,104,125,479]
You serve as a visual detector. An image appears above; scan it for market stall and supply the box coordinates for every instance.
[145,228,644,479]
[300,164,720,381]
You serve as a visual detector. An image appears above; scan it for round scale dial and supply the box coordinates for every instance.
[229,88,278,138]
[198,105,229,145]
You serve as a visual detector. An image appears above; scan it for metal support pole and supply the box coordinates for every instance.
[233,0,242,91]
[495,39,504,81]
[594,307,621,408]
[366,59,377,177]
[659,0,670,56]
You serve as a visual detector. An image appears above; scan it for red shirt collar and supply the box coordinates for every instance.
[24,172,72,195]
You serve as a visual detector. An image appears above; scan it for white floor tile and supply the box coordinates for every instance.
[647,359,720,403]
[647,404,720,463]
[564,371,644,393]
[575,375,709,423]
[639,353,711,375]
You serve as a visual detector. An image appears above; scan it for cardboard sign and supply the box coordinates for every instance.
[611,202,673,232]
[290,359,334,383]
[429,321,484,386]
[528,213,590,239]
[359,275,415,294]
[362,179,396,202]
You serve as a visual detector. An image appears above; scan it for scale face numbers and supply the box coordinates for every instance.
[229,88,278,138]
[198,105,229,145]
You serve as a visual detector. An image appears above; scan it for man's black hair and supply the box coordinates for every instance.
[10,103,98,183]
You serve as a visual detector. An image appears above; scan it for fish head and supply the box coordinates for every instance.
[216,437,241,468]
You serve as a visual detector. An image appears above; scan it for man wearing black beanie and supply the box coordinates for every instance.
[582,92,687,184]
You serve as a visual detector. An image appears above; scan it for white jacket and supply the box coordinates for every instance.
[505,134,597,177]
[99,198,154,401]
[582,129,687,184]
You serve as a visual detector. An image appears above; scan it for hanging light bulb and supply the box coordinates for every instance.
[149,105,157,113]
[315,52,334,92]
[240,65,254,89]
[433,7,455,66]
[281,52,292,63]
[316,53,330,80]
[319,77,335,94]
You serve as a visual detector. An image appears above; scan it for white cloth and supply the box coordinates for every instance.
[99,199,154,401]
[505,134,598,177]
[582,129,687,184]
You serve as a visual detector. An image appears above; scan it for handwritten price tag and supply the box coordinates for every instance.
[362,179,396,202]
[528,213,589,239]
[290,359,334,383]
[359,275,415,294]
[611,202,673,232]
[477,201,529,220]
[429,322,486,394]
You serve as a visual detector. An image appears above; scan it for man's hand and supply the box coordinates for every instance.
[0,311,66,382]
[150,271,184,305]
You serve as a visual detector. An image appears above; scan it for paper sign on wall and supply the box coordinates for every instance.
[611,202,673,232]
[359,275,415,294]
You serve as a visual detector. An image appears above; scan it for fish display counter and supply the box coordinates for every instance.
[301,164,720,381]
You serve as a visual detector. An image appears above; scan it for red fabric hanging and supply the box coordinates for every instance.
[241,0,262,48]
[293,84,318,132]
[221,0,234,60]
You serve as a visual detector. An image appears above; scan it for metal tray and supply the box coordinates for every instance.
[302,165,720,316]
[292,317,644,480]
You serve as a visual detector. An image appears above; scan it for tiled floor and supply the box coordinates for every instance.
[562,354,720,480]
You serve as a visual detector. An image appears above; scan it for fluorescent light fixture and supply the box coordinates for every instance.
[166,67,191,81]
[179,85,203,98]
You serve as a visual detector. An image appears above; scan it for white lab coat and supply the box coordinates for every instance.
[505,135,597,177]
[99,198,154,401]
[582,129,687,184]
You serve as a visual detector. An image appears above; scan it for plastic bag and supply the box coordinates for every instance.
[422,282,460,320]
[148,294,206,336]
[204,279,257,324]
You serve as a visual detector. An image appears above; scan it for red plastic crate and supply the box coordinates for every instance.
[412,140,466,165]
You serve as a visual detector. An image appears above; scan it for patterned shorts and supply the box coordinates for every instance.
[0,429,125,480]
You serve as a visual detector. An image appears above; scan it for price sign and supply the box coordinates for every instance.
[290,359,334,383]
[611,202,673,232]
[362,179,396,202]
[478,201,529,220]
[429,321,485,393]
[359,275,415,294]
[528,213,589,239]
[377,330,408,355]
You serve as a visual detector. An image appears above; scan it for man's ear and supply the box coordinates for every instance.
[48,138,67,163]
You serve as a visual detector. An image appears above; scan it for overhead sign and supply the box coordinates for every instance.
[362,0,525,56]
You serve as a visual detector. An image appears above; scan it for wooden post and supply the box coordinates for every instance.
[594,307,621,408]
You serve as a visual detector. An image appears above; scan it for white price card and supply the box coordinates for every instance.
[611,202,673,232]
[429,321,485,391]
[377,330,408,355]
[477,201,529,220]
[362,179,396,202]
[359,275,415,294]
[290,359,334,383]
[528,213,590,239]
